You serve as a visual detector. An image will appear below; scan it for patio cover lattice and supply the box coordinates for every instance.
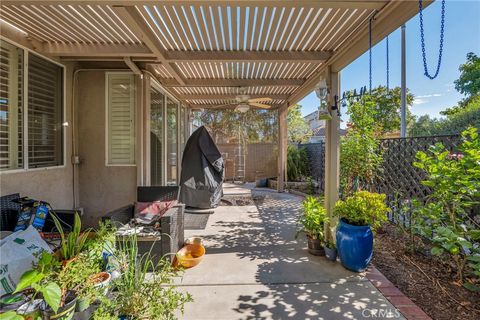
[0,0,429,110]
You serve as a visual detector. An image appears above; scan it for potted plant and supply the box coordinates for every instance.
[334,191,389,272]
[324,240,337,261]
[296,196,328,256]
[53,251,105,313]
[51,212,90,265]
[92,235,192,319]
[13,251,65,318]
[63,222,117,313]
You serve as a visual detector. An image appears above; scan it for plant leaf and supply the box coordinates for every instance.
[13,270,43,293]
[41,282,62,314]
[463,282,480,292]
[431,247,444,256]
[50,212,66,259]
[0,311,24,320]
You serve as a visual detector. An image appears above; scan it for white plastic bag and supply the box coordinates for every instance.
[0,226,52,296]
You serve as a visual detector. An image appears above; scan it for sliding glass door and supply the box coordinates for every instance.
[148,79,188,186]
[150,85,164,186]
[166,97,178,185]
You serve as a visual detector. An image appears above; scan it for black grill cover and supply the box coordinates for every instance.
[180,126,224,208]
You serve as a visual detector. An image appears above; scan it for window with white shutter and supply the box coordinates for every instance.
[0,40,64,172]
[28,53,64,168]
[106,73,135,165]
[0,40,24,171]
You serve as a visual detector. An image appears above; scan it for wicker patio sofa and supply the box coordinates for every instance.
[102,186,184,263]
[0,193,21,232]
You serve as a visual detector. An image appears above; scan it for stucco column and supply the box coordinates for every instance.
[277,105,288,192]
[324,70,341,243]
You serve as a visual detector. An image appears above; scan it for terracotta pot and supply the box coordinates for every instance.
[307,236,325,256]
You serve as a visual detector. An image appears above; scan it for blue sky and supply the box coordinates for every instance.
[299,0,480,126]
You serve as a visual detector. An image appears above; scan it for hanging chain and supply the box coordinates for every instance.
[369,16,373,92]
[419,0,446,80]
[386,36,390,89]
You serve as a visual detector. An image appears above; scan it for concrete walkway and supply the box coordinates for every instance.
[178,185,404,320]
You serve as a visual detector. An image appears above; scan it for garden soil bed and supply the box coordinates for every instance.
[373,224,480,320]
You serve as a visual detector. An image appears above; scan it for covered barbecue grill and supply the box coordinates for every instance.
[179,126,224,209]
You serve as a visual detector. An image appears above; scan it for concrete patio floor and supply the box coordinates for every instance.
[177,184,404,320]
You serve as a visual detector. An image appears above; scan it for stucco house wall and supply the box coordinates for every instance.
[0,62,76,210]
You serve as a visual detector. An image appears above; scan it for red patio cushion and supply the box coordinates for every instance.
[134,200,177,224]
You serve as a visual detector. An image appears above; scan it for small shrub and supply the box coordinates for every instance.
[412,127,480,284]
[334,191,390,230]
[287,145,309,181]
[296,196,328,241]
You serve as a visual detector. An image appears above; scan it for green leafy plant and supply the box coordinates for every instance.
[92,235,192,319]
[324,240,336,250]
[14,252,62,313]
[334,191,390,230]
[84,220,116,270]
[287,146,309,181]
[340,95,384,196]
[56,252,102,307]
[287,104,312,143]
[296,196,328,241]
[51,211,90,261]
[0,311,23,320]
[306,177,315,195]
[412,127,480,285]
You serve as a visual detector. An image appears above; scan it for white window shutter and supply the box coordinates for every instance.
[0,40,24,171]
[107,73,135,165]
[28,53,63,168]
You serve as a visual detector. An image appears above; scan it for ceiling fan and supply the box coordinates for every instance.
[211,89,273,112]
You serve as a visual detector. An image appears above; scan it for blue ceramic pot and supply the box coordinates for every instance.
[336,218,373,272]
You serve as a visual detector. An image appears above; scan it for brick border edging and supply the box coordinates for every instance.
[366,266,432,320]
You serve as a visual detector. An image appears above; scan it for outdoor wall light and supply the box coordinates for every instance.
[315,79,332,120]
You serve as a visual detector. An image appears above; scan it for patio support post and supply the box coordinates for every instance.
[277,105,288,192]
[324,69,341,244]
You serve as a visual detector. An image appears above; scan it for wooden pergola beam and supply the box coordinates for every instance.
[1,1,386,10]
[188,103,283,109]
[166,51,331,63]
[123,57,142,75]
[112,6,185,85]
[179,94,289,100]
[41,43,330,63]
[43,43,155,57]
[162,78,305,87]
[59,57,158,62]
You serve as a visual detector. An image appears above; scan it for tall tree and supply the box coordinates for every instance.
[454,52,480,102]
[287,104,312,143]
[199,109,278,143]
[410,97,480,136]
[409,53,480,136]
[344,86,414,134]
[442,52,480,115]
